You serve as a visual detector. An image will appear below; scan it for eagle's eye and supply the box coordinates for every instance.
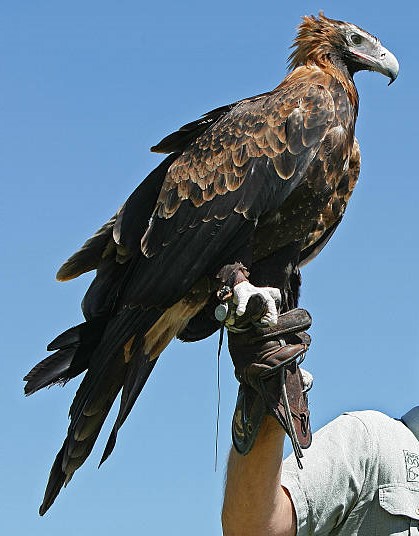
[350,33,363,46]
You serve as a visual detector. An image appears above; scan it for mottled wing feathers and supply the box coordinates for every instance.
[150,103,237,154]
[141,79,336,260]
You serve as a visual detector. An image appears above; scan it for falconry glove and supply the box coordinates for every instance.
[226,298,313,466]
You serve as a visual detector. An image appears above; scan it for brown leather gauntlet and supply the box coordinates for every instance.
[228,307,312,465]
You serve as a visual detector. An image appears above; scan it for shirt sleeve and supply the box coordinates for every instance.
[281,413,374,535]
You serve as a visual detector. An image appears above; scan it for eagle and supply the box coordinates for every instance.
[25,13,398,515]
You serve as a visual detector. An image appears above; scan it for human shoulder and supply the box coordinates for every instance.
[343,410,414,442]
[343,409,396,430]
[345,410,419,485]
[292,410,404,470]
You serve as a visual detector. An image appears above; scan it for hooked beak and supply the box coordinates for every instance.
[350,44,399,85]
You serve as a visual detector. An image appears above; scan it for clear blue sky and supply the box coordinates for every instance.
[2,1,418,534]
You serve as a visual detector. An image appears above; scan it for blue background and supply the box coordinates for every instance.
[2,1,417,534]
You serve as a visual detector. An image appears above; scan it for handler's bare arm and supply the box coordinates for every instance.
[222,416,296,536]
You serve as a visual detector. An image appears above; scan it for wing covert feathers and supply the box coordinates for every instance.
[141,76,336,258]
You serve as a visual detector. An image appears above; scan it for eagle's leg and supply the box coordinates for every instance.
[216,262,282,328]
[232,281,281,327]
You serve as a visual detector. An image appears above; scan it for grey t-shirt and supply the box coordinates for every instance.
[282,411,419,535]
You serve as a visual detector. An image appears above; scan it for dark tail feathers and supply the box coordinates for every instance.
[24,318,106,396]
[34,309,161,515]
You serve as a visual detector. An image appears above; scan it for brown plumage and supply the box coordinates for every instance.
[24,13,398,515]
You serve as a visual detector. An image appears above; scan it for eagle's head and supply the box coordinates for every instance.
[288,13,399,84]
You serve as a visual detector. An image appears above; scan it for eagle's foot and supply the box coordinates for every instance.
[232,281,281,327]
[214,263,280,328]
